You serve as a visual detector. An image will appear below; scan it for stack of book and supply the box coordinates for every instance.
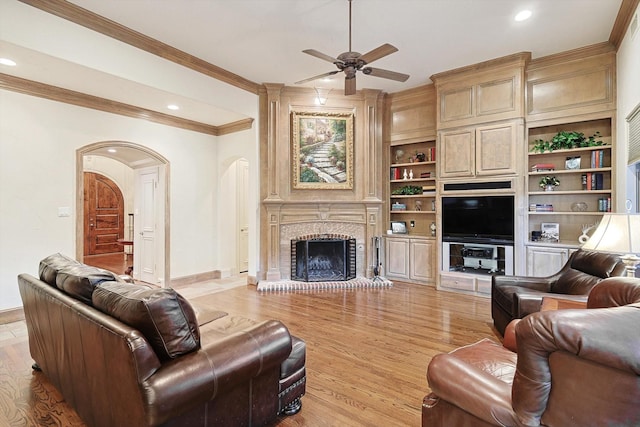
[591,150,606,168]
[581,172,604,190]
[426,147,436,162]
[422,185,436,194]
[529,203,554,212]
[391,202,407,211]
[420,171,431,178]
[390,167,401,180]
[598,197,612,212]
[531,163,555,172]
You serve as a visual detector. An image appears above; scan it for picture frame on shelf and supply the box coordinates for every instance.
[541,222,560,242]
[291,110,354,189]
[391,221,408,234]
[565,156,581,170]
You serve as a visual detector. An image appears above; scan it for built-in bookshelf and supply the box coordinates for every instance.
[526,116,614,245]
[389,140,437,237]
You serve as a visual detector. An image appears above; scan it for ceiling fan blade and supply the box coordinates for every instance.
[362,67,410,82]
[345,76,356,96]
[295,70,340,85]
[302,49,342,64]
[358,43,398,65]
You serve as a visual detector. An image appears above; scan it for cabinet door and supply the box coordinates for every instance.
[385,238,410,279]
[439,128,475,178]
[476,121,517,176]
[526,246,569,277]
[409,239,436,282]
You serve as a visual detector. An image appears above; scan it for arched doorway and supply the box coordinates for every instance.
[76,142,170,287]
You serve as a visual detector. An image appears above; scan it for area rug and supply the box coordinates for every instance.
[257,276,393,292]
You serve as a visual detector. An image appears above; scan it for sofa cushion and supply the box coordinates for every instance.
[92,282,200,361]
[39,253,81,286]
[55,264,118,305]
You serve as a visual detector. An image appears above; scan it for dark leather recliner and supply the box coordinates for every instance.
[491,249,625,335]
[423,276,640,426]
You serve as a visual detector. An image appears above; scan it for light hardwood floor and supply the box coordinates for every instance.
[1,255,500,426]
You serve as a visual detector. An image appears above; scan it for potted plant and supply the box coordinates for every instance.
[539,176,560,191]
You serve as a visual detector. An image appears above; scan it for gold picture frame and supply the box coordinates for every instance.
[292,111,354,189]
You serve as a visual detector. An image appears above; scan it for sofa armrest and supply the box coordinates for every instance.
[142,319,292,425]
[492,275,554,293]
[513,306,640,426]
[427,340,519,426]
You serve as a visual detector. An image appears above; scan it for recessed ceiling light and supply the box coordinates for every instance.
[107,148,117,153]
[0,58,17,66]
[515,10,532,22]
[167,104,180,111]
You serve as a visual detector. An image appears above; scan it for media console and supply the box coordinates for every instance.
[439,241,514,296]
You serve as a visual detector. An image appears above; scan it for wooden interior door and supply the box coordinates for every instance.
[84,172,124,256]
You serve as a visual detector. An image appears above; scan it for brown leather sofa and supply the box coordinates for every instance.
[18,253,306,427]
[491,249,625,335]
[423,276,640,426]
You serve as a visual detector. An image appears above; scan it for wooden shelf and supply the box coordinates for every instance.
[390,210,435,214]
[528,145,611,157]
[529,167,612,176]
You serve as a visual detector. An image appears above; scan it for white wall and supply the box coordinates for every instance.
[0,90,221,311]
[616,3,640,210]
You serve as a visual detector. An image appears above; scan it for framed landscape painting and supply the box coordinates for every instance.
[291,111,354,189]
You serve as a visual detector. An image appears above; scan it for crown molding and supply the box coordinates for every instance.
[609,0,640,49]
[18,0,261,95]
[0,72,229,136]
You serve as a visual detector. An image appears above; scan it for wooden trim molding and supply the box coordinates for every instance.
[0,72,236,136]
[527,42,616,70]
[18,0,261,95]
[609,0,640,49]
[217,118,255,135]
[0,308,24,325]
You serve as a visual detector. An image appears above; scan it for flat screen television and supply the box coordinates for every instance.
[442,195,514,244]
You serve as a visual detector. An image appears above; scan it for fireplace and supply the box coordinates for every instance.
[291,235,356,282]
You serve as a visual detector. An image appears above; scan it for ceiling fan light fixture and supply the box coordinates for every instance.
[297,0,409,95]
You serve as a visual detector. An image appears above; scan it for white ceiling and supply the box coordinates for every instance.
[1,0,625,128]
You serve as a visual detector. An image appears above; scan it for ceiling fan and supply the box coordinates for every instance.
[295,0,409,96]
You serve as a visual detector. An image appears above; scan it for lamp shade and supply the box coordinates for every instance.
[581,213,640,254]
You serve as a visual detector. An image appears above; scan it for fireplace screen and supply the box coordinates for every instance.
[291,237,356,282]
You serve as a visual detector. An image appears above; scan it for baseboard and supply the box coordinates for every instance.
[171,270,221,287]
[0,307,25,325]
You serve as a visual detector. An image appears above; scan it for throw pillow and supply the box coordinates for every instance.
[92,282,200,361]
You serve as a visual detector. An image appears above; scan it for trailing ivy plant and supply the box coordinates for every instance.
[531,131,604,153]
[392,185,423,195]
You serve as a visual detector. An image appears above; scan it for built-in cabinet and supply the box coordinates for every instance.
[524,46,617,274]
[381,46,618,290]
[383,85,438,285]
[431,54,528,296]
[439,120,521,178]
[526,245,576,277]
[385,236,436,283]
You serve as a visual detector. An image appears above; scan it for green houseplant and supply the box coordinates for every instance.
[539,175,560,191]
[531,131,604,153]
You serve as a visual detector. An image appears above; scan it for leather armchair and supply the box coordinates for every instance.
[491,249,625,335]
[423,276,640,427]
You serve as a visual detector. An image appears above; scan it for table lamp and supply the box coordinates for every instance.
[581,210,640,277]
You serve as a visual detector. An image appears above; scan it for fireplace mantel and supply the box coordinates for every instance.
[258,85,386,281]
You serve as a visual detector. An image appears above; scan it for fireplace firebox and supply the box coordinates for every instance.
[291,236,356,282]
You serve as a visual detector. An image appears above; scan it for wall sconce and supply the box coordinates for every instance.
[314,87,331,106]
